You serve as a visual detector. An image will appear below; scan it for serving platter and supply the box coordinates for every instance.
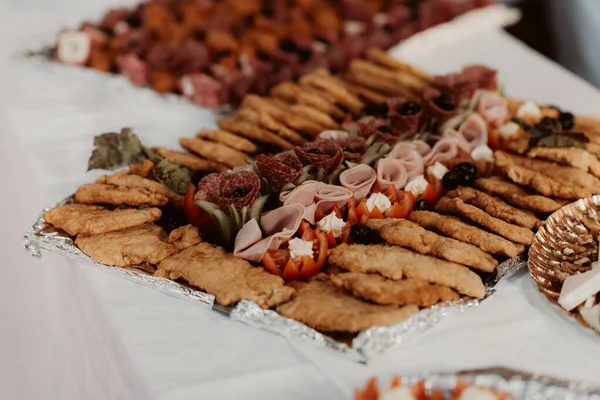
[24,195,526,363]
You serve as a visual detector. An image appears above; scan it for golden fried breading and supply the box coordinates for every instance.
[153,147,228,172]
[167,224,202,250]
[271,82,345,119]
[179,137,247,168]
[373,219,498,272]
[76,183,169,206]
[44,205,162,236]
[129,159,154,178]
[365,218,404,231]
[475,177,563,213]
[434,197,534,245]
[276,275,419,333]
[75,223,178,267]
[366,48,434,84]
[156,243,295,308]
[281,110,328,137]
[217,117,294,150]
[496,150,600,194]
[331,273,459,307]
[448,187,540,229]
[527,147,600,179]
[501,163,591,200]
[328,244,486,298]
[98,170,183,205]
[196,128,258,153]
[289,104,340,130]
[409,211,525,258]
[236,107,307,145]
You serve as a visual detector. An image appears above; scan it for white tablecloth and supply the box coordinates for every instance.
[3,1,600,399]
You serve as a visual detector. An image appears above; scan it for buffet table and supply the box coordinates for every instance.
[3,1,600,398]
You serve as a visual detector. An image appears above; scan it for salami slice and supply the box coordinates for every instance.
[295,139,344,174]
[357,122,396,145]
[435,65,498,104]
[338,136,368,161]
[424,87,456,121]
[256,152,303,192]
[387,97,423,135]
[195,170,260,212]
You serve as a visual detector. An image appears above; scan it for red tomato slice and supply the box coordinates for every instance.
[298,256,319,279]
[397,191,415,218]
[298,220,314,239]
[314,205,325,222]
[326,231,337,248]
[356,201,369,221]
[183,185,213,234]
[340,223,353,244]
[386,185,400,204]
[331,204,343,219]
[262,252,283,276]
[420,184,438,205]
[488,128,501,151]
[346,198,359,224]
[369,205,384,219]
[314,229,329,270]
[282,258,302,281]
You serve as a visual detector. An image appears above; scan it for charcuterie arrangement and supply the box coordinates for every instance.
[30,46,600,349]
[50,0,496,107]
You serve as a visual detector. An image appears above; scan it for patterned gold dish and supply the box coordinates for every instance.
[529,195,600,334]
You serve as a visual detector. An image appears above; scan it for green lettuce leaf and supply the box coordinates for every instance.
[87,128,146,171]
[152,159,193,195]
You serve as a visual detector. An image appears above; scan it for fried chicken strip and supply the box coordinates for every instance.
[447,187,540,229]
[409,211,525,258]
[366,48,434,85]
[331,273,460,307]
[527,147,600,179]
[236,107,307,145]
[501,163,591,200]
[97,170,182,204]
[75,223,178,267]
[371,219,498,272]
[180,137,247,168]
[167,224,201,251]
[217,117,294,150]
[276,275,419,332]
[328,244,486,298]
[496,150,600,194]
[434,197,534,245]
[153,147,228,172]
[76,183,169,206]
[299,71,365,115]
[156,243,294,308]
[44,205,162,236]
[475,177,563,213]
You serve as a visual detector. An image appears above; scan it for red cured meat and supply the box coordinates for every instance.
[195,170,260,212]
[256,152,303,192]
[295,140,344,174]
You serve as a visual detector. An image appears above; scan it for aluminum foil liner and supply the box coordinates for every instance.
[24,197,526,362]
[529,195,600,336]
[371,367,600,399]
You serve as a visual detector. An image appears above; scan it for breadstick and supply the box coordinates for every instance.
[196,128,257,153]
[179,137,247,168]
[217,117,294,150]
[153,147,228,172]
[236,107,306,145]
[289,104,340,130]
[366,48,434,84]
[342,76,391,104]
[349,59,427,93]
[299,71,365,114]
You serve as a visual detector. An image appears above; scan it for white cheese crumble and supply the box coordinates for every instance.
[458,387,498,400]
[180,76,195,97]
[344,20,366,35]
[516,101,542,121]
[498,121,520,139]
[365,193,392,214]
[427,162,449,181]
[380,387,416,400]
[57,31,91,65]
[317,212,346,238]
[471,145,495,163]
[288,238,314,259]
[404,175,429,198]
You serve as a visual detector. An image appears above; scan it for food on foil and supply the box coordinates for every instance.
[50,0,492,107]
[38,57,600,344]
[276,274,419,332]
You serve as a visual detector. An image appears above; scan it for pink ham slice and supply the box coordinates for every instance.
[376,158,408,190]
[458,113,488,150]
[234,204,305,263]
[280,181,352,224]
[477,91,508,127]
[442,128,471,153]
[388,143,425,179]
[340,164,376,200]
[423,138,459,165]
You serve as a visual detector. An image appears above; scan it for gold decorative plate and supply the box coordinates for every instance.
[529,195,600,334]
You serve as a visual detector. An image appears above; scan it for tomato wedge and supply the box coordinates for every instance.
[356,201,369,221]
[386,185,401,204]
[355,378,379,400]
[183,185,213,230]
[298,220,314,240]
[314,229,329,270]
[420,183,438,205]
[331,204,343,219]
[488,128,501,151]
[369,205,384,219]
[346,198,359,224]
[314,205,325,222]
[326,231,337,248]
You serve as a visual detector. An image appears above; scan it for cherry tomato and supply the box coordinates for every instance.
[326,231,337,248]
[356,201,369,221]
[420,184,438,205]
[346,198,359,224]
[183,185,213,235]
[488,128,501,151]
[369,205,384,219]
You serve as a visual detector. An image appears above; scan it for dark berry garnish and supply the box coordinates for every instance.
[535,117,561,136]
[433,94,454,111]
[559,111,575,130]
[306,148,323,155]
[363,102,389,118]
[452,162,478,187]
[157,205,188,233]
[378,125,392,134]
[229,188,250,198]
[350,224,382,245]
[414,199,430,211]
[399,101,421,116]
[442,171,460,190]
[341,146,351,152]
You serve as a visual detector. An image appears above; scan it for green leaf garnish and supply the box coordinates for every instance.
[87,128,146,171]
[153,158,193,195]
[360,142,391,166]
[250,195,269,224]
[536,134,586,149]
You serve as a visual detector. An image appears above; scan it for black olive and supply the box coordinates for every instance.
[413,199,430,211]
[363,102,389,118]
[458,171,476,186]
[452,162,477,177]
[433,94,454,111]
[350,224,382,245]
[378,125,392,134]
[442,171,460,190]
[399,101,421,116]
[535,117,561,136]
[157,205,188,233]
[229,188,250,198]
[341,146,351,152]
[306,148,323,154]
[559,111,575,130]
[528,127,545,139]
